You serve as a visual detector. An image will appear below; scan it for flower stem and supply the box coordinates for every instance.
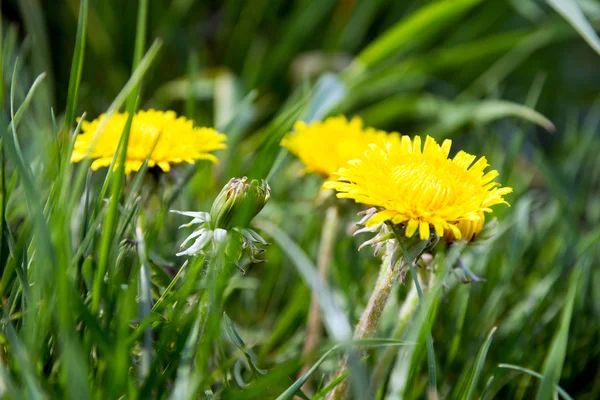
[370,264,431,389]
[325,242,401,400]
[299,204,339,382]
[370,282,419,388]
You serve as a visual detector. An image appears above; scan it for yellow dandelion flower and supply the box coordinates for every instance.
[281,116,398,178]
[71,109,227,174]
[324,135,512,241]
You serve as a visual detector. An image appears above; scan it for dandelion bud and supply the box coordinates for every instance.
[445,212,485,242]
[209,177,271,230]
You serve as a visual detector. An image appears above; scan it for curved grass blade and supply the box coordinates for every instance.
[498,364,574,400]
[547,0,600,56]
[223,312,267,377]
[463,326,497,400]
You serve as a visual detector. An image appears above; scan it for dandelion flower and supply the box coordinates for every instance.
[281,116,398,178]
[71,109,226,173]
[324,135,512,241]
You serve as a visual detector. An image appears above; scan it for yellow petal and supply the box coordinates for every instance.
[419,221,430,240]
[447,224,462,240]
[405,219,419,238]
[366,210,396,227]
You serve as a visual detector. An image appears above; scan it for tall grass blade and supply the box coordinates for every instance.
[498,364,574,400]
[463,326,497,400]
[64,0,88,131]
[547,0,600,56]
[350,0,482,74]
[536,266,582,400]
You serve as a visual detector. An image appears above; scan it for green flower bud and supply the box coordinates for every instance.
[209,177,271,230]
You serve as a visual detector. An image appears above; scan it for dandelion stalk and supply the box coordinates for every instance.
[370,278,420,388]
[299,203,339,382]
[325,241,427,400]
[325,245,398,400]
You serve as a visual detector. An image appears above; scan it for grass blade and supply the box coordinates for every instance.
[536,266,581,400]
[464,326,497,400]
[498,364,574,400]
[63,0,88,131]
[136,214,153,381]
[254,219,352,341]
[547,0,600,56]
[276,339,412,400]
[349,0,482,75]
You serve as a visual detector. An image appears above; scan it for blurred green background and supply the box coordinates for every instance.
[1,0,599,399]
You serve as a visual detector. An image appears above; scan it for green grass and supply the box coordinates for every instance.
[1,0,600,399]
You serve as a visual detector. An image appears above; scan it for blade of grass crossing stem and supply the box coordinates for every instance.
[463,327,497,400]
[63,0,88,132]
[91,1,150,315]
[91,107,136,315]
[96,0,148,208]
[498,364,574,400]
[124,132,161,208]
[68,39,161,212]
[536,266,582,400]
[547,0,600,56]
[398,240,437,391]
[136,214,153,381]
[347,0,482,77]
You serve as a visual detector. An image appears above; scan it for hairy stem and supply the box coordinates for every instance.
[370,264,431,389]
[325,242,401,400]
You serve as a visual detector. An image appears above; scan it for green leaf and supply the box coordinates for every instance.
[547,0,600,56]
[498,364,574,400]
[223,312,267,377]
[350,0,483,74]
[63,0,88,131]
[463,327,497,400]
[536,266,581,400]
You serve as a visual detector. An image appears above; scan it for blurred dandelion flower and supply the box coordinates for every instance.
[325,135,512,241]
[71,109,226,173]
[281,115,398,178]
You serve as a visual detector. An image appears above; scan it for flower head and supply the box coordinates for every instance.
[172,177,270,266]
[71,109,226,173]
[324,135,512,241]
[281,116,397,178]
[210,177,271,230]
